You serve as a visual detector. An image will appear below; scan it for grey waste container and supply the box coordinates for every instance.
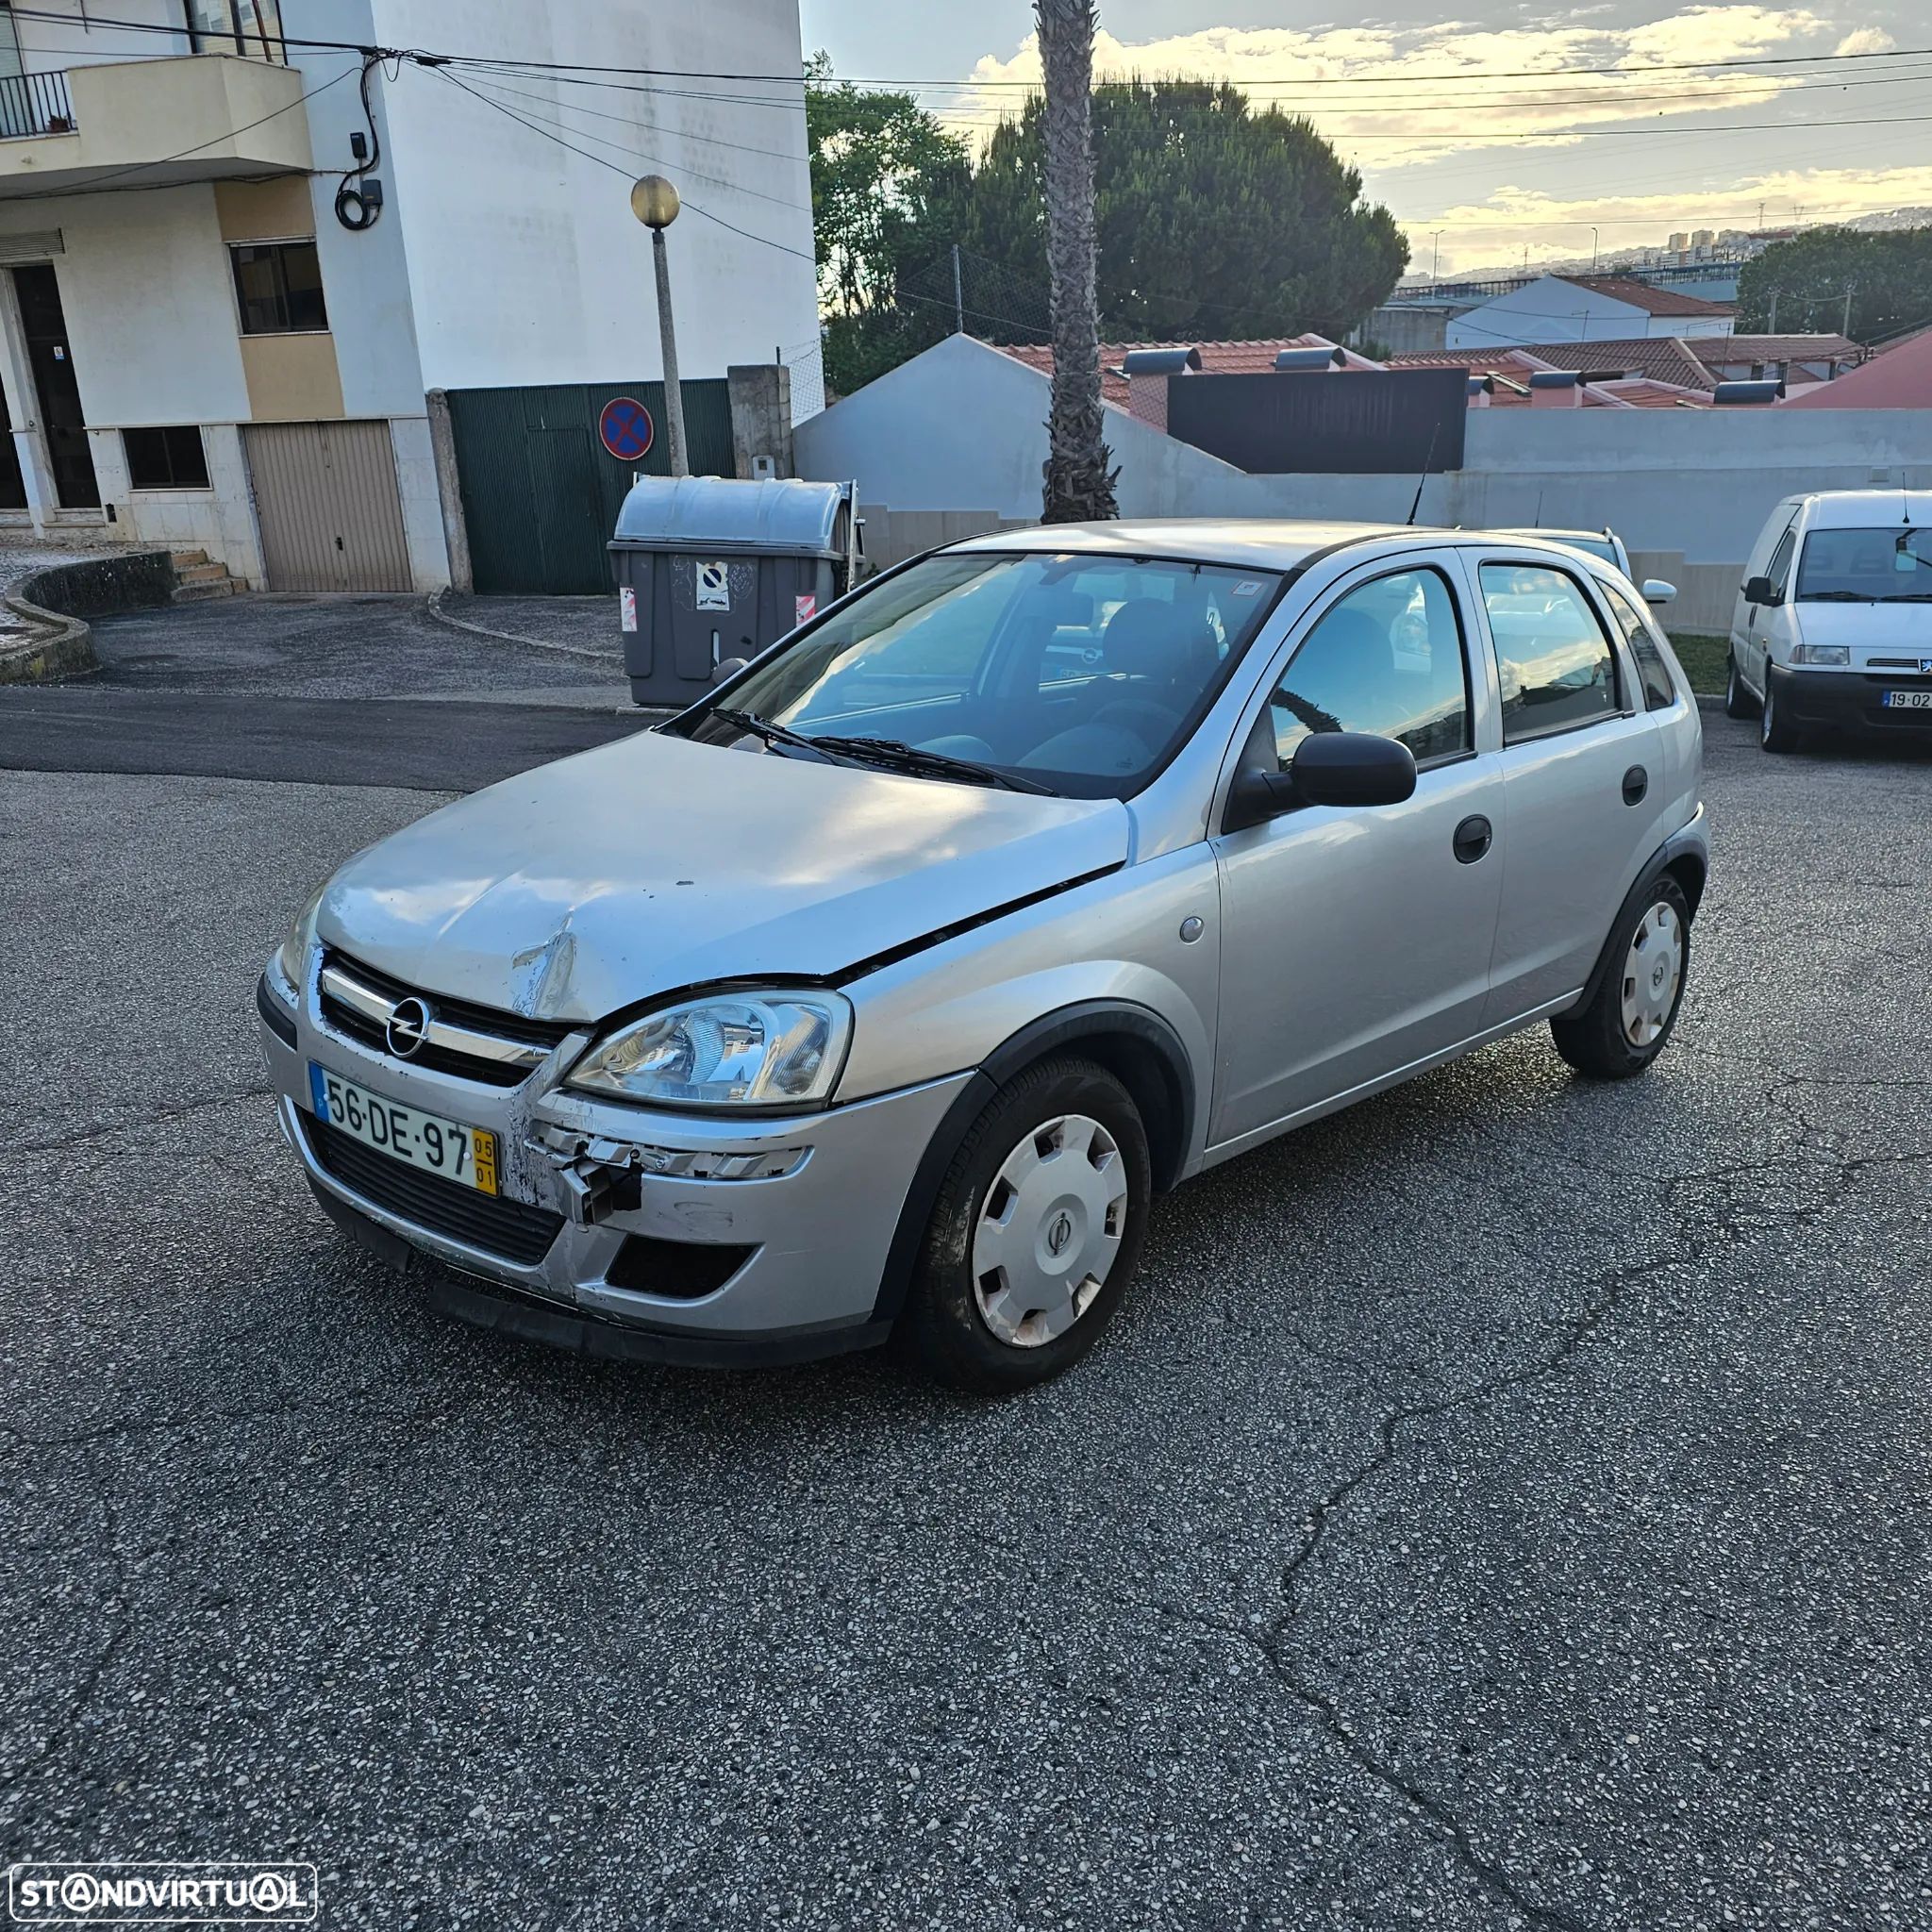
[608,475,856,708]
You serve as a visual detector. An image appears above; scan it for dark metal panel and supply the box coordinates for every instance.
[1167,370,1469,475]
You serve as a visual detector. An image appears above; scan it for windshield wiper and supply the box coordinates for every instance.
[1796,591,1870,602]
[810,734,1057,794]
[710,708,865,767]
[1881,592,1932,602]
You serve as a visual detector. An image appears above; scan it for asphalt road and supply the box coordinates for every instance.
[3,626,1931,1929]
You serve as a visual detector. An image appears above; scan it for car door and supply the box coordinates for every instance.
[1208,554,1506,1146]
[1468,553,1667,1025]
[1739,516,1799,696]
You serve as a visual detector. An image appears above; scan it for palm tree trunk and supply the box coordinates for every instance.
[1035,0,1117,524]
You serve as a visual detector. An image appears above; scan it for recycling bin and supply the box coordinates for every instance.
[608,475,856,708]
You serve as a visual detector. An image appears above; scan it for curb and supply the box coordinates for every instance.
[425,585,621,665]
[0,591,95,685]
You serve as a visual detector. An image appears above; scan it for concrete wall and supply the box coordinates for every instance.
[798,335,1932,631]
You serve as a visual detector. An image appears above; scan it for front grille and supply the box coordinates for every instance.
[308,1116,564,1267]
[319,950,575,1089]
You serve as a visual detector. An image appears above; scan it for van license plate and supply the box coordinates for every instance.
[308,1063,498,1194]
[1881,691,1932,709]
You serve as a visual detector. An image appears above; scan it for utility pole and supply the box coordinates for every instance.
[1768,289,1779,333]
[1842,283,1856,338]
[952,242,965,335]
[1590,225,1599,270]
[630,174,689,478]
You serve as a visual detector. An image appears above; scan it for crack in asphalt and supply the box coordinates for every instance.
[12,1081,270,1158]
[0,1489,131,1804]
[1205,1122,1932,1930]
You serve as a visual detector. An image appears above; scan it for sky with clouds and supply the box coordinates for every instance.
[797,2,1930,275]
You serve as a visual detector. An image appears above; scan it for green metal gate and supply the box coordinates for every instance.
[447,379,734,595]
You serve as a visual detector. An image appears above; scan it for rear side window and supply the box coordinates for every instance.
[1603,582,1678,710]
[1480,563,1619,742]
[1267,566,1471,769]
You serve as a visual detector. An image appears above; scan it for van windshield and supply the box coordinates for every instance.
[1794,526,1932,602]
[673,551,1284,799]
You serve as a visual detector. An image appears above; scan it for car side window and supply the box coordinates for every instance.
[1479,562,1620,743]
[1765,528,1797,595]
[1603,582,1678,710]
[1266,567,1471,770]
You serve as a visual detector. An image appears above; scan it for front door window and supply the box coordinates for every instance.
[12,263,95,510]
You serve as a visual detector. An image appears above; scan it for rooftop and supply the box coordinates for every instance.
[1555,275,1735,318]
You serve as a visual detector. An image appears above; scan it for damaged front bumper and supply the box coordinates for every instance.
[258,971,973,1366]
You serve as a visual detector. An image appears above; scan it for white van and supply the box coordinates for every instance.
[1726,490,1932,751]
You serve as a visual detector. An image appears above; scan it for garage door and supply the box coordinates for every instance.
[244,420,413,592]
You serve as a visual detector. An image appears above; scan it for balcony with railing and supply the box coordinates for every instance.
[0,54,309,198]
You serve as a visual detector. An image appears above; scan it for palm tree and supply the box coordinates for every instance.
[1034,0,1117,524]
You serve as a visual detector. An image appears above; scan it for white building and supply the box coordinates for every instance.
[0,0,818,591]
[1445,275,1735,352]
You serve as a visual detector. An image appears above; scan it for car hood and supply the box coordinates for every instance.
[316,730,1131,1023]
[1792,601,1932,662]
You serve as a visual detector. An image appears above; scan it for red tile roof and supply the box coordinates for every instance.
[1557,275,1734,317]
[1687,333,1859,366]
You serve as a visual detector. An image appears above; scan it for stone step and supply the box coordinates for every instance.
[170,549,209,567]
[177,560,230,583]
[173,577,239,603]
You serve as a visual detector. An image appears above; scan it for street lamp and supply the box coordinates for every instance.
[1590,225,1600,270]
[631,173,689,479]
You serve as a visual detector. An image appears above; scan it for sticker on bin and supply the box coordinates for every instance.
[696,560,730,610]
[619,586,637,632]
[794,593,817,626]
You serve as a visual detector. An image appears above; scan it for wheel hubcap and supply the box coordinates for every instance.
[1619,901,1684,1048]
[971,1113,1128,1348]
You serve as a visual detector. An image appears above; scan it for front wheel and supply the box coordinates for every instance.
[1550,874,1691,1079]
[1759,675,1803,753]
[901,1057,1152,1392]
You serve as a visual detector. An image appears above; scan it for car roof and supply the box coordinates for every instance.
[1485,526,1614,544]
[951,519,1420,572]
[1796,490,1932,528]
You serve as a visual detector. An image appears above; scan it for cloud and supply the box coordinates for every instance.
[1407,165,1932,273]
[1833,27,1895,55]
[950,8,1833,169]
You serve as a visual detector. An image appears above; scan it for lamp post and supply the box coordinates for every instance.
[1590,225,1600,270]
[631,173,689,479]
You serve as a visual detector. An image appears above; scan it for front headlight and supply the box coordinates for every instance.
[1793,642,1850,667]
[273,885,326,998]
[568,990,854,1108]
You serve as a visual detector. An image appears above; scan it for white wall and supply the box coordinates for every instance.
[1445,275,1732,349]
[360,0,820,391]
[797,335,1932,602]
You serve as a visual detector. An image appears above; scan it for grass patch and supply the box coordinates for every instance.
[1668,632,1728,697]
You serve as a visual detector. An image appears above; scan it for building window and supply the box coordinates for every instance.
[231,241,326,334]
[188,0,285,60]
[123,425,210,490]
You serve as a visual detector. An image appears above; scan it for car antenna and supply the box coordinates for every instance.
[1406,418,1442,525]
[1532,485,1545,528]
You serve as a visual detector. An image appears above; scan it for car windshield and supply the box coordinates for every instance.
[1554,536,1618,568]
[672,550,1285,799]
[1794,526,1932,601]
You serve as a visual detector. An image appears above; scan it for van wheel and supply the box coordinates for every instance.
[1724,651,1756,719]
[902,1057,1151,1392]
[1759,677,1802,753]
[1551,874,1690,1079]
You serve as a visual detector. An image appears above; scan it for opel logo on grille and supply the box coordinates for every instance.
[1045,1210,1074,1257]
[385,996,431,1058]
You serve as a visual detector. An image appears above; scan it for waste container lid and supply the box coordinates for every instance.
[610,475,845,558]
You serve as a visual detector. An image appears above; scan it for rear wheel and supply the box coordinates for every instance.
[901,1057,1151,1392]
[1550,874,1690,1079]
[1759,675,1803,752]
[1724,650,1756,719]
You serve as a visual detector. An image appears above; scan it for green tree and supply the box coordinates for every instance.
[1737,226,1932,343]
[959,78,1409,344]
[805,53,970,395]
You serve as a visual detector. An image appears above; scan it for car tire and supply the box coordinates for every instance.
[1550,874,1691,1080]
[1724,651,1756,719]
[1759,675,1803,753]
[901,1056,1152,1392]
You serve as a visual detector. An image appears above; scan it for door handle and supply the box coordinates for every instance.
[1452,814,1492,864]
[1622,765,1649,806]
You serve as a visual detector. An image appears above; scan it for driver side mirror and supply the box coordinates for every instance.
[1742,575,1780,608]
[1224,731,1418,831]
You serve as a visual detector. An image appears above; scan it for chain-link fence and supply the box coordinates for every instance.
[780,340,826,424]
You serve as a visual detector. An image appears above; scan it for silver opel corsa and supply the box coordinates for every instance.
[258,522,1707,1391]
